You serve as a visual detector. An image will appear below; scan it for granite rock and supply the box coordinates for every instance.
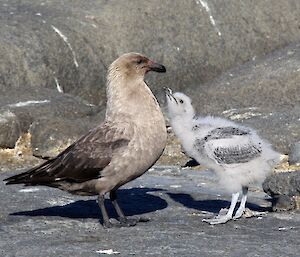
[0,110,21,148]
[183,43,300,153]
[2,0,300,105]
[289,141,300,165]
[263,171,300,211]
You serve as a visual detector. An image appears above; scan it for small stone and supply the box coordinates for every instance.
[289,142,300,165]
[263,171,300,211]
[271,195,296,212]
[263,171,300,197]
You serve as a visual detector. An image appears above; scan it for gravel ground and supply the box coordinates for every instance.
[0,166,299,257]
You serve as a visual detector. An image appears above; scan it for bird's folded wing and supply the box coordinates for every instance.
[195,126,262,165]
[211,143,262,164]
[51,120,135,182]
[5,121,134,184]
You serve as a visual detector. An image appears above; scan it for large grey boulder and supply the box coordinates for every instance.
[183,42,300,153]
[0,88,103,156]
[29,111,105,158]
[0,110,21,148]
[2,0,300,105]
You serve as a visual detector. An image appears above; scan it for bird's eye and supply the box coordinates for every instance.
[136,59,143,64]
[179,99,184,104]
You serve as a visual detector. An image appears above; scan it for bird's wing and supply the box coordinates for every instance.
[55,120,135,181]
[211,143,262,164]
[5,120,134,184]
[195,126,262,165]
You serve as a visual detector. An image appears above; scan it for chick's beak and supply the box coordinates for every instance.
[147,60,166,73]
[164,87,173,96]
[164,87,178,104]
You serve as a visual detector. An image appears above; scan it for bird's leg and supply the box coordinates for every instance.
[233,186,248,219]
[110,191,144,227]
[97,194,120,228]
[203,192,240,225]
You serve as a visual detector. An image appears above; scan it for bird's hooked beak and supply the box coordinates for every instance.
[164,87,178,104]
[146,60,166,73]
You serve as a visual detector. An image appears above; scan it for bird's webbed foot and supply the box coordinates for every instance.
[202,207,234,225]
[118,216,150,227]
[103,219,123,229]
[202,215,232,225]
[103,218,138,228]
[118,217,139,227]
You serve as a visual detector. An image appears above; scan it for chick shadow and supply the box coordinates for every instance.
[11,188,167,223]
[168,192,271,214]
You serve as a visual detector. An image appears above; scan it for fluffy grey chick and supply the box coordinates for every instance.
[4,53,167,228]
[165,88,281,225]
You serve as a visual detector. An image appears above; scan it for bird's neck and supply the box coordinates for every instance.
[169,115,195,154]
[105,73,160,120]
[170,115,194,136]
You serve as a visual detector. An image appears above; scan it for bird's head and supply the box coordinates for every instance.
[108,52,166,81]
[165,88,195,121]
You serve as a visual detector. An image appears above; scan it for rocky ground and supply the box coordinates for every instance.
[1,167,300,257]
[1,0,300,256]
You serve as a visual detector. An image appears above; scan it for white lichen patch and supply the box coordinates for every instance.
[8,100,50,108]
[96,249,120,255]
[196,0,222,36]
[222,107,262,120]
[47,197,74,206]
[19,188,40,193]
[51,25,79,68]
[54,77,63,93]
[0,110,16,123]
[170,185,182,188]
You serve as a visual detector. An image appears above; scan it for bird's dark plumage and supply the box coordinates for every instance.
[4,121,131,187]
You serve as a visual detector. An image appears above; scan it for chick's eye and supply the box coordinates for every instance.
[179,99,184,104]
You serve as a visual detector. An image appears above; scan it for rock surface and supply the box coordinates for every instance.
[2,0,300,105]
[0,110,21,148]
[1,166,300,257]
[183,42,300,153]
[289,141,300,165]
[263,171,300,211]
[0,87,104,157]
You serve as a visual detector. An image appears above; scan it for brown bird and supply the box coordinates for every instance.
[4,53,167,228]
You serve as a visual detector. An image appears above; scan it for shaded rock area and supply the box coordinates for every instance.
[1,167,300,257]
[263,171,300,211]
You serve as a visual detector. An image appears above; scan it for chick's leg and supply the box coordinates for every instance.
[233,186,248,219]
[203,192,240,225]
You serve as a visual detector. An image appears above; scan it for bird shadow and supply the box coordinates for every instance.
[183,158,200,168]
[11,188,167,222]
[168,192,271,214]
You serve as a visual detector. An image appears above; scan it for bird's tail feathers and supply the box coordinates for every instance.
[3,159,60,185]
